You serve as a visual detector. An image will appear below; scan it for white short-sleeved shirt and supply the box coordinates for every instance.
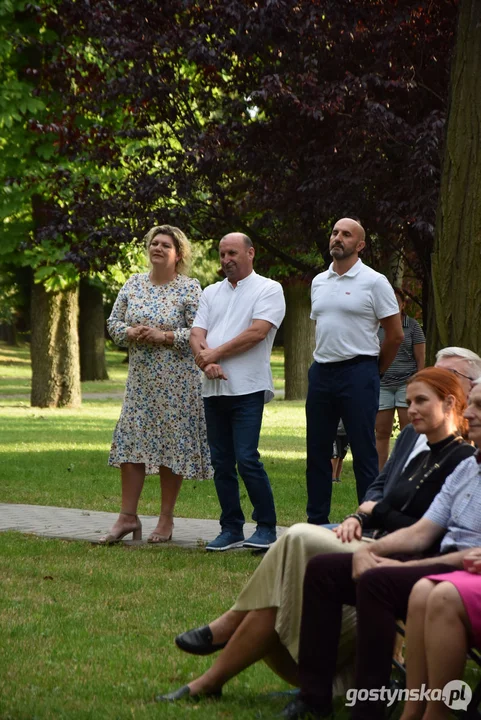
[193,271,286,401]
[310,259,399,363]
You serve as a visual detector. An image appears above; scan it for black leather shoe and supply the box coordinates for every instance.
[175,625,227,655]
[280,696,333,719]
[155,684,222,702]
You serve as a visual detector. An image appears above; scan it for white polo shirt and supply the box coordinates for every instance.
[311,259,399,363]
[193,271,286,401]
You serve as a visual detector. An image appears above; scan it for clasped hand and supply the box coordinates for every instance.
[464,548,481,574]
[203,363,228,380]
[195,343,220,370]
[127,325,165,344]
[351,549,402,580]
[195,342,228,380]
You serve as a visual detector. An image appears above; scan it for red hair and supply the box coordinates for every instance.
[407,367,468,436]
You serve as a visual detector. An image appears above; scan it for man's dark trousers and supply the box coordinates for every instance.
[203,390,277,533]
[306,356,380,524]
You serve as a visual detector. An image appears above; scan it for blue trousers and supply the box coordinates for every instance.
[203,391,277,534]
[306,357,380,524]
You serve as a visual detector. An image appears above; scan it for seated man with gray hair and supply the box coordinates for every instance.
[435,346,481,396]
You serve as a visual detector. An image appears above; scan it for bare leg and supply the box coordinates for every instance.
[120,462,146,512]
[149,466,182,541]
[208,609,247,644]
[397,407,409,431]
[393,622,405,665]
[399,579,435,720]
[375,408,395,471]
[331,457,344,482]
[422,582,470,720]
[337,457,344,479]
[264,640,299,686]
[100,463,145,542]
[187,608,278,695]
[331,457,339,480]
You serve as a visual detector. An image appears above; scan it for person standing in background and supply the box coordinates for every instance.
[191,232,286,552]
[331,420,349,483]
[375,287,425,470]
[101,225,212,545]
[306,217,403,525]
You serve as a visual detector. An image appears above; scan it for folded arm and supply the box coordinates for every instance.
[194,319,274,370]
[352,518,451,579]
[190,326,227,380]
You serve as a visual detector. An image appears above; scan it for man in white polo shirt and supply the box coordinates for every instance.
[190,232,286,551]
[307,217,403,525]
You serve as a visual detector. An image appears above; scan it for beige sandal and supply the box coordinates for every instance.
[99,511,142,545]
[148,512,174,543]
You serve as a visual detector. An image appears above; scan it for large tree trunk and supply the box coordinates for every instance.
[283,280,315,400]
[79,278,108,381]
[427,0,481,363]
[30,281,81,407]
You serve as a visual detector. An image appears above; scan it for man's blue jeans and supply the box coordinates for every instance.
[203,391,277,534]
[306,357,380,525]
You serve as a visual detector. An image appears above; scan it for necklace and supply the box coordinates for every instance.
[399,435,464,515]
[406,435,463,489]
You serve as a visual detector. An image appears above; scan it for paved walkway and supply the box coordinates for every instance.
[0,503,287,549]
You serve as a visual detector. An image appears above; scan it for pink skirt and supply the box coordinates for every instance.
[425,570,481,648]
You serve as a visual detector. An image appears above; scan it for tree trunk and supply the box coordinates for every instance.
[0,324,18,345]
[387,244,404,289]
[283,280,315,400]
[427,0,481,363]
[30,281,81,407]
[79,278,108,381]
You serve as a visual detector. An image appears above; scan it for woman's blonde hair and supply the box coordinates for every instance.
[144,224,192,275]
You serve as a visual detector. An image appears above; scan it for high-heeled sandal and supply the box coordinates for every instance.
[99,511,142,545]
[148,512,174,543]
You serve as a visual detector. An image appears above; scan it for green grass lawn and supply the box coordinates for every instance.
[0,341,359,719]
[0,342,356,525]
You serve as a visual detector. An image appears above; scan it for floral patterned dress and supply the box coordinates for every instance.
[107,273,213,479]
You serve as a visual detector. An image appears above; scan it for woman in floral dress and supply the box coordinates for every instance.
[101,225,213,544]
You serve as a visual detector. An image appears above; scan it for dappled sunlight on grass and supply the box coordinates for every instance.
[0,343,31,365]
[0,380,31,393]
[0,342,286,395]
[261,449,306,460]
[5,442,110,451]
[271,346,285,389]
[0,342,362,525]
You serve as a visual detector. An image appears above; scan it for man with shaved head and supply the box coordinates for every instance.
[191,232,286,551]
[306,218,403,524]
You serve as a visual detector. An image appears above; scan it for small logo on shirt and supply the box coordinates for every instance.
[345,292,351,295]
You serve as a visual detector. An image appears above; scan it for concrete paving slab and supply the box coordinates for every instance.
[0,503,286,549]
